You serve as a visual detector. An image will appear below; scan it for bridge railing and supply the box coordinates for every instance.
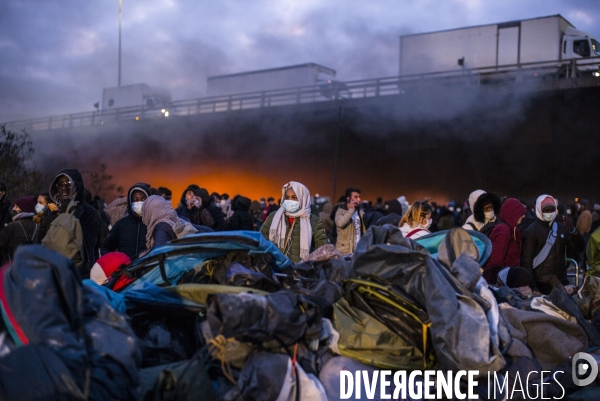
[3,57,599,132]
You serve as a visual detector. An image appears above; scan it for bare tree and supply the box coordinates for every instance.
[0,125,46,199]
[83,163,123,201]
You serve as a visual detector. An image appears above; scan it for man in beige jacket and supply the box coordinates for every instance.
[335,187,366,255]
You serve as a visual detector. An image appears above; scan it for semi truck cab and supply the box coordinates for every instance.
[562,28,600,76]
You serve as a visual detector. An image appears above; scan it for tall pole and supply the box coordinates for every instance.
[118,0,122,87]
[332,105,342,201]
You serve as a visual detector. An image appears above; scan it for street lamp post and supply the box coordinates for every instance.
[118,0,122,87]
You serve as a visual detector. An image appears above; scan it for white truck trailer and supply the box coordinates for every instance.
[399,15,600,78]
[206,63,346,98]
[101,83,171,111]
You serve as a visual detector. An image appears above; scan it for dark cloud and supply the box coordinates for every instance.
[2,0,600,123]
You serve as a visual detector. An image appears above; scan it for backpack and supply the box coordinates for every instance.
[479,219,507,238]
[41,201,87,271]
[17,221,38,245]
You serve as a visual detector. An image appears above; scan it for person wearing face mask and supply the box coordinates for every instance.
[521,194,585,295]
[482,198,527,284]
[399,200,433,239]
[33,193,58,227]
[260,181,328,263]
[0,196,38,265]
[462,190,501,232]
[100,183,150,259]
[334,187,366,255]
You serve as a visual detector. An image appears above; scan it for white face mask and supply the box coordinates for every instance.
[282,200,300,214]
[35,203,45,214]
[542,212,556,222]
[132,201,144,216]
[484,211,495,221]
[421,218,432,230]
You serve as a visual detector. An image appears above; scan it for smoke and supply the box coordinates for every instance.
[24,76,600,208]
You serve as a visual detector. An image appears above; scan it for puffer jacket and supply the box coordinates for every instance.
[521,196,585,294]
[100,183,149,259]
[482,198,526,284]
[334,206,366,254]
[260,212,328,263]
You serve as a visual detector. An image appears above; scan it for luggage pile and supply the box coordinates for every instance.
[1,228,600,400]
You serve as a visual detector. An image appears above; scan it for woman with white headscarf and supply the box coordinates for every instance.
[260,181,329,262]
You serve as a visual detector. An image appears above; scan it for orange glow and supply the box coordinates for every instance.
[109,165,284,206]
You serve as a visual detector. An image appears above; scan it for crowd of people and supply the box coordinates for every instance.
[1,168,599,298]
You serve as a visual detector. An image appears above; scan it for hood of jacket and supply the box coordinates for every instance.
[535,194,558,223]
[178,184,200,208]
[468,189,486,211]
[49,168,85,204]
[473,192,501,224]
[232,195,251,212]
[127,182,151,218]
[196,187,212,208]
[499,198,526,229]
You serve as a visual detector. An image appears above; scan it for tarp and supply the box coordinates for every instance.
[350,225,507,374]
[119,231,292,288]
[0,245,141,400]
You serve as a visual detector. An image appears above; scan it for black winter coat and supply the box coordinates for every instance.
[100,215,147,259]
[226,196,253,231]
[0,198,12,233]
[521,218,585,294]
[0,215,38,265]
[100,183,149,260]
[49,169,101,274]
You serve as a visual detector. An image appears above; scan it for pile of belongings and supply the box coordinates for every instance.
[2,228,600,400]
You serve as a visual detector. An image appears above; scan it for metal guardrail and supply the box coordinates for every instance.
[3,57,599,133]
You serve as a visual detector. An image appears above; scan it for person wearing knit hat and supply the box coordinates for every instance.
[13,196,37,214]
[90,251,133,291]
[521,194,585,295]
[0,196,39,265]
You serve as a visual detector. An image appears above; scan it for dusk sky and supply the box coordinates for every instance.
[1,0,599,123]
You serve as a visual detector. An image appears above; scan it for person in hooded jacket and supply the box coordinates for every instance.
[175,185,201,221]
[45,169,101,276]
[196,188,227,231]
[482,198,527,284]
[0,196,38,265]
[261,181,328,263]
[462,190,501,232]
[376,199,404,227]
[225,195,254,231]
[100,183,150,259]
[521,194,585,295]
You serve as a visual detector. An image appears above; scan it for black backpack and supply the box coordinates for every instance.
[479,219,508,238]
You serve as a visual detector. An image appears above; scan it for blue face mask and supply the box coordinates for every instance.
[282,200,300,214]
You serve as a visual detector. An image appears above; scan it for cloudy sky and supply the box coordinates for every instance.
[1,0,599,123]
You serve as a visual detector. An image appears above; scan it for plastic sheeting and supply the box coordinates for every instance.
[350,225,507,374]
[0,245,141,400]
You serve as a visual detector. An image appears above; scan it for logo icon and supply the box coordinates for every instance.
[572,352,598,386]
